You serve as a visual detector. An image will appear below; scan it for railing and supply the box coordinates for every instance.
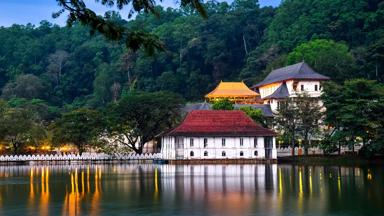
[0,153,163,162]
[277,146,361,157]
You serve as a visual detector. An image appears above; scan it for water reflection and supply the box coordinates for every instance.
[0,164,383,216]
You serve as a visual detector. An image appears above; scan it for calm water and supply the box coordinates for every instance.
[0,164,383,216]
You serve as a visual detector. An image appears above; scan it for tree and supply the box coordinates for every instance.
[321,79,384,157]
[54,0,207,53]
[0,104,46,155]
[295,93,323,155]
[239,106,267,127]
[274,98,299,155]
[106,91,184,154]
[51,108,104,154]
[2,74,46,100]
[211,98,234,110]
[287,39,357,82]
[46,50,69,86]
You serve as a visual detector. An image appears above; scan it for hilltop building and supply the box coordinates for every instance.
[161,110,277,162]
[205,81,260,104]
[251,62,330,111]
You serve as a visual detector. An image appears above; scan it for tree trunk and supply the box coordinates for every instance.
[12,142,19,155]
[304,132,309,156]
[338,141,341,155]
[291,131,295,156]
[77,144,85,155]
[242,34,248,55]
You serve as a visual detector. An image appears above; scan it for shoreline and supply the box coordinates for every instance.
[0,155,383,166]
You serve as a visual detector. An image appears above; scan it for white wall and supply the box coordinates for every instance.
[161,136,277,160]
[259,80,323,99]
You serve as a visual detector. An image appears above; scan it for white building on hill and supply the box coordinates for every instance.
[252,62,330,111]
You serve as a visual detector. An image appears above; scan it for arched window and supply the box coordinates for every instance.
[254,151,258,156]
[204,151,208,156]
[240,151,244,156]
[190,151,194,157]
[222,151,226,157]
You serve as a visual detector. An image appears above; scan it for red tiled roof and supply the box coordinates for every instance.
[166,110,276,137]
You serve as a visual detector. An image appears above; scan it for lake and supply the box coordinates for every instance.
[0,164,383,216]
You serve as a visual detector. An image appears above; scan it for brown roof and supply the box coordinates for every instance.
[166,110,276,137]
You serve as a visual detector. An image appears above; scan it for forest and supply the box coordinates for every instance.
[0,0,383,154]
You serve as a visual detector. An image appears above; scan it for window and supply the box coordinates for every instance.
[190,138,194,147]
[240,138,244,146]
[254,151,258,156]
[204,138,208,148]
[222,138,226,147]
[204,151,208,156]
[254,138,258,148]
[190,151,194,157]
[240,151,244,156]
[315,85,318,91]
[301,85,304,91]
[222,151,226,157]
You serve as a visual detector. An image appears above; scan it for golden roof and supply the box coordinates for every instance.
[205,81,259,99]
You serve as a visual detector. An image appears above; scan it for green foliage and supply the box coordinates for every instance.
[211,98,234,110]
[275,98,298,151]
[287,39,357,82]
[275,94,323,155]
[295,93,323,155]
[239,106,266,127]
[51,108,104,154]
[2,74,47,100]
[321,79,384,156]
[105,91,185,154]
[0,104,46,154]
[55,0,207,54]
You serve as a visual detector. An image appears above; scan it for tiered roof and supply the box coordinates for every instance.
[166,110,276,137]
[252,62,330,88]
[264,82,290,99]
[205,81,259,99]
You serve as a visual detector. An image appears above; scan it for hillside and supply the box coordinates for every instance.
[0,0,383,110]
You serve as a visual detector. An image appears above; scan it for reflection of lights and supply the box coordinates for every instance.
[338,176,341,195]
[309,171,312,195]
[155,167,159,193]
[30,168,34,199]
[299,168,303,195]
[367,169,373,181]
[81,171,85,195]
[278,168,283,193]
[40,167,50,216]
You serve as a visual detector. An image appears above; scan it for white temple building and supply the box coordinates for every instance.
[252,62,330,111]
[160,110,277,161]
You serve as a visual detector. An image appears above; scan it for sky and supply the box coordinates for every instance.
[0,0,281,27]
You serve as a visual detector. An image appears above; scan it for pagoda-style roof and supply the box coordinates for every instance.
[264,82,290,99]
[205,81,259,100]
[166,110,276,137]
[252,62,330,88]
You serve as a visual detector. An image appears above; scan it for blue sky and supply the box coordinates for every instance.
[0,0,281,27]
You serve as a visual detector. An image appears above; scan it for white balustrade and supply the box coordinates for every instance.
[0,152,162,162]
